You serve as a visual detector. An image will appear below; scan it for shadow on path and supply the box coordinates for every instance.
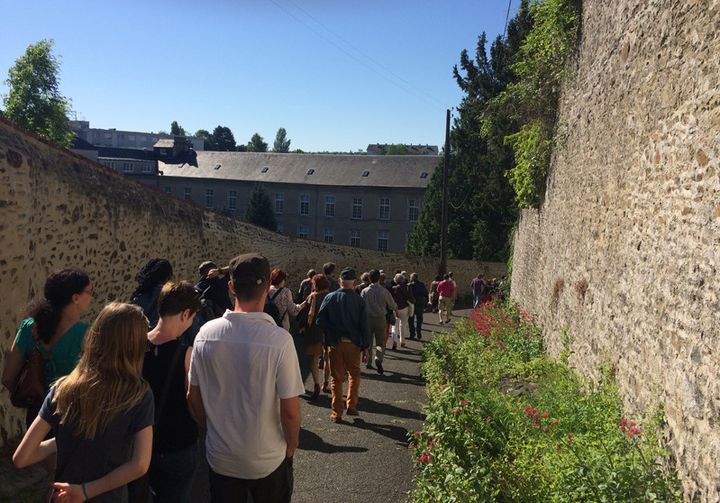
[345,417,410,446]
[299,428,368,454]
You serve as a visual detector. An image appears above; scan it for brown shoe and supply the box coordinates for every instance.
[310,384,320,400]
[330,414,342,423]
[347,408,359,416]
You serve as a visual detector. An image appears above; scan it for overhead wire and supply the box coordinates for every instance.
[268,0,446,112]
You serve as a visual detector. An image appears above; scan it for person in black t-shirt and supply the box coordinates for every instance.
[144,281,202,503]
[13,303,154,503]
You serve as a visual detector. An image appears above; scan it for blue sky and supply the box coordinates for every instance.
[1,0,516,152]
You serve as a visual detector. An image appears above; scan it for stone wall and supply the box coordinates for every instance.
[510,0,720,500]
[0,117,504,445]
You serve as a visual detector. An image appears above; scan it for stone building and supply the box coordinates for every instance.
[69,120,204,151]
[141,151,438,253]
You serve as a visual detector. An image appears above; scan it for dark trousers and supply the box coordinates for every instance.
[409,309,424,338]
[149,442,199,503]
[209,457,293,503]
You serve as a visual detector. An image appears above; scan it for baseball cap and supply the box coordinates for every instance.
[340,267,357,280]
[229,253,270,286]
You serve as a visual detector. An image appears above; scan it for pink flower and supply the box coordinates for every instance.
[460,400,469,407]
[413,431,421,439]
[541,412,550,418]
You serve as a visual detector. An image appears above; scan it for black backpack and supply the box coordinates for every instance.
[264,288,285,326]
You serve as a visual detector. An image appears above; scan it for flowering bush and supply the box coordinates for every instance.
[411,302,681,502]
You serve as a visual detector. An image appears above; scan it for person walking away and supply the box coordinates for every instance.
[195,261,232,323]
[2,268,93,429]
[132,258,173,328]
[144,282,203,503]
[297,269,316,302]
[323,262,340,292]
[360,269,397,375]
[13,303,154,502]
[390,274,413,349]
[408,273,429,340]
[448,271,458,318]
[354,272,370,295]
[317,268,371,422]
[303,274,330,399]
[471,274,486,309]
[437,274,456,324]
[187,253,304,503]
[269,269,307,332]
[429,275,441,313]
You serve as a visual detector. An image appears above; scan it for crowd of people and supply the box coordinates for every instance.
[1,255,455,503]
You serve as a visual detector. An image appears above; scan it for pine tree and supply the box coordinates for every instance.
[247,133,268,152]
[272,128,291,153]
[245,185,277,231]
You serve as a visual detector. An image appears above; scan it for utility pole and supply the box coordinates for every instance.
[439,109,450,276]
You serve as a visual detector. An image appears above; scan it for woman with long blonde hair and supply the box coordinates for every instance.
[13,302,154,502]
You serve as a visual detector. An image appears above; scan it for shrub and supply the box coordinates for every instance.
[411,302,681,502]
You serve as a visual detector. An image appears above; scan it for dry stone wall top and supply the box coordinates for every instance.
[510,0,720,500]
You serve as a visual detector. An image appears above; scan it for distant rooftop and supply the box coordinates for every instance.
[159,151,438,189]
[367,144,439,156]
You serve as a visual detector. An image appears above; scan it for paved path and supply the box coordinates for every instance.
[190,309,469,503]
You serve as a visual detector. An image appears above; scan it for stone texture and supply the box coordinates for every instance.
[0,117,505,447]
[510,1,720,500]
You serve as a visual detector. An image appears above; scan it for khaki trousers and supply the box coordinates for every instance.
[328,340,361,418]
[368,315,386,363]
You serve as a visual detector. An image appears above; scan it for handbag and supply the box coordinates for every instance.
[11,336,46,409]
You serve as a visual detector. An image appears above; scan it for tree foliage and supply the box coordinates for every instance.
[385,144,409,155]
[210,125,236,151]
[2,39,73,147]
[407,2,533,261]
[170,121,186,136]
[273,127,291,153]
[245,185,277,231]
[195,129,212,149]
[247,133,268,152]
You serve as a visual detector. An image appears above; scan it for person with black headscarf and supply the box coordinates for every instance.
[131,258,173,328]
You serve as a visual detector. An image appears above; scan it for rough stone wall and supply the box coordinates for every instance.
[510,0,720,499]
[0,118,504,445]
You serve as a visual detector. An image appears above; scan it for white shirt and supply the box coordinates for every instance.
[269,286,302,332]
[189,310,305,479]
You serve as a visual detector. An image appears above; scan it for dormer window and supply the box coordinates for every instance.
[214,164,221,170]
[362,170,370,177]
[261,166,269,173]
[307,169,315,175]
[420,172,428,179]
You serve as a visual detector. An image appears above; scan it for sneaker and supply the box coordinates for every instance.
[439,320,444,325]
[330,414,342,423]
[400,342,407,348]
[417,333,422,340]
[375,358,384,375]
[347,408,359,416]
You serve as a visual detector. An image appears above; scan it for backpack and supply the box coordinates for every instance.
[264,288,285,326]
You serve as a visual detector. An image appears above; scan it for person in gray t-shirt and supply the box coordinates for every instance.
[361,269,398,375]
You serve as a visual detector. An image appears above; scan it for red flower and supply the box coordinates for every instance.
[534,421,541,428]
[418,450,432,464]
[556,444,563,451]
[541,412,550,418]
[523,405,533,416]
[460,400,469,407]
[532,412,540,419]
[451,408,461,415]
[567,434,574,443]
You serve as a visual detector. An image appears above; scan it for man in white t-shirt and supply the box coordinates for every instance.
[187,253,305,503]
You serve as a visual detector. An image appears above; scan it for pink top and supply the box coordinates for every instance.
[437,279,455,298]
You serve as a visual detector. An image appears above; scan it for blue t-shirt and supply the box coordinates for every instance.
[14,318,88,390]
[40,386,154,503]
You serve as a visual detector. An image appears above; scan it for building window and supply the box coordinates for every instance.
[324,228,334,243]
[377,230,389,252]
[362,170,370,177]
[228,190,237,211]
[379,198,391,220]
[275,193,284,214]
[299,194,310,216]
[164,186,171,194]
[205,189,214,208]
[307,168,315,175]
[123,162,133,173]
[408,199,419,223]
[298,224,309,239]
[142,163,151,173]
[352,198,362,220]
[184,187,192,201]
[325,195,336,218]
[350,230,361,248]
[277,223,284,234]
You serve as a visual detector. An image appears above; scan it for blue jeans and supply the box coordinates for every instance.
[473,294,480,309]
[409,309,424,338]
[149,442,199,503]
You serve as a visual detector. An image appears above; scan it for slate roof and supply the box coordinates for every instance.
[158,152,439,189]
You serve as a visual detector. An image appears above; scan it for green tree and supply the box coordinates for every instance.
[247,133,268,152]
[245,185,277,231]
[2,39,73,147]
[211,125,236,151]
[385,144,408,155]
[407,1,533,261]
[272,127,291,152]
[170,121,186,136]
